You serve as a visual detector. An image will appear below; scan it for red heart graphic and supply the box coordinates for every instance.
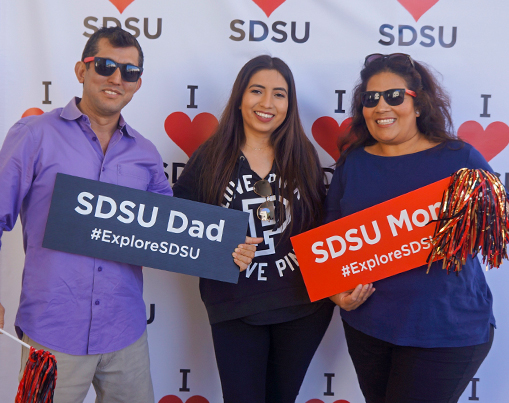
[312,117,352,161]
[158,396,209,403]
[397,0,439,21]
[185,397,209,403]
[252,0,286,17]
[21,108,44,118]
[164,112,218,158]
[109,0,135,14]
[457,121,509,162]
[159,396,183,403]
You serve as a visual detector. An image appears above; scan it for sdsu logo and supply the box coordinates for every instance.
[83,0,162,39]
[230,0,310,43]
[379,0,457,48]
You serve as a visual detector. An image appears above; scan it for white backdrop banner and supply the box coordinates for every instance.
[1,1,508,402]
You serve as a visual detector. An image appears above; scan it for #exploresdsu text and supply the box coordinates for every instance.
[90,227,200,259]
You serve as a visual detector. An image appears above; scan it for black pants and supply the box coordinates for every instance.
[343,320,494,403]
[210,302,334,403]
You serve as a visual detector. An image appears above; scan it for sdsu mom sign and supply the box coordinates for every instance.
[291,178,449,301]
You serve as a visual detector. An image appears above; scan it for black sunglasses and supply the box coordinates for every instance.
[361,88,416,108]
[364,53,415,68]
[83,57,143,82]
[253,180,275,221]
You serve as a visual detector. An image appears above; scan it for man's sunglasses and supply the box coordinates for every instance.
[364,53,415,68]
[83,57,143,82]
[253,180,275,221]
[361,88,416,108]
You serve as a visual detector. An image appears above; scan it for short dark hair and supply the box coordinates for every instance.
[81,27,144,67]
[338,55,455,164]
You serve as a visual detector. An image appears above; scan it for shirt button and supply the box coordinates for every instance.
[101,167,105,172]
[95,300,100,305]
[92,137,97,141]
[98,267,103,272]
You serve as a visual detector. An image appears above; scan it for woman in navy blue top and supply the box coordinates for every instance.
[325,53,495,403]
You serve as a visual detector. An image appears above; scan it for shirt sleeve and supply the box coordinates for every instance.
[172,152,201,202]
[324,164,343,224]
[147,153,173,197]
[465,144,493,172]
[0,122,38,249]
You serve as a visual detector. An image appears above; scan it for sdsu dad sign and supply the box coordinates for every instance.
[43,174,249,283]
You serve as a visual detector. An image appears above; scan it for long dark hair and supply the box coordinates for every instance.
[338,54,456,165]
[186,55,325,232]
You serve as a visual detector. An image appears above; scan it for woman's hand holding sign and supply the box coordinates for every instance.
[233,236,264,272]
[329,284,375,311]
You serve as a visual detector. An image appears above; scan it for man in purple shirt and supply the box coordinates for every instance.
[0,27,170,403]
[0,27,259,402]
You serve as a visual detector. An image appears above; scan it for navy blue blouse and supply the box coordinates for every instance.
[325,141,496,347]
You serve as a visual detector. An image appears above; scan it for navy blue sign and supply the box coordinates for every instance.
[43,174,249,283]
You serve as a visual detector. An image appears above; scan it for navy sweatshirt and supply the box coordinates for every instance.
[173,152,324,324]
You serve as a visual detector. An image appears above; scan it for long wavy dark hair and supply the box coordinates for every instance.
[338,54,457,165]
[186,55,325,233]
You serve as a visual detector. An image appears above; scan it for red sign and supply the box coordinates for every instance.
[291,178,450,301]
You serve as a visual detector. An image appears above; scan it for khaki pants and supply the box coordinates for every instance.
[20,330,155,403]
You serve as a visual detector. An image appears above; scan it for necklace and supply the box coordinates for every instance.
[245,142,269,151]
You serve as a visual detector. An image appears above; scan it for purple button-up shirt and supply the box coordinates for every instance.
[0,98,172,355]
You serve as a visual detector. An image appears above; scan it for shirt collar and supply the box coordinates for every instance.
[60,97,136,139]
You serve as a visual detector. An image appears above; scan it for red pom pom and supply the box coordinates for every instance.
[427,168,509,274]
[16,347,57,403]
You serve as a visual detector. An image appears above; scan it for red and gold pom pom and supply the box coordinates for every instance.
[427,168,509,274]
[16,347,57,403]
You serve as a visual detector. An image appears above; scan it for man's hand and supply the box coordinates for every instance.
[329,284,375,311]
[0,303,5,330]
[233,236,263,271]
